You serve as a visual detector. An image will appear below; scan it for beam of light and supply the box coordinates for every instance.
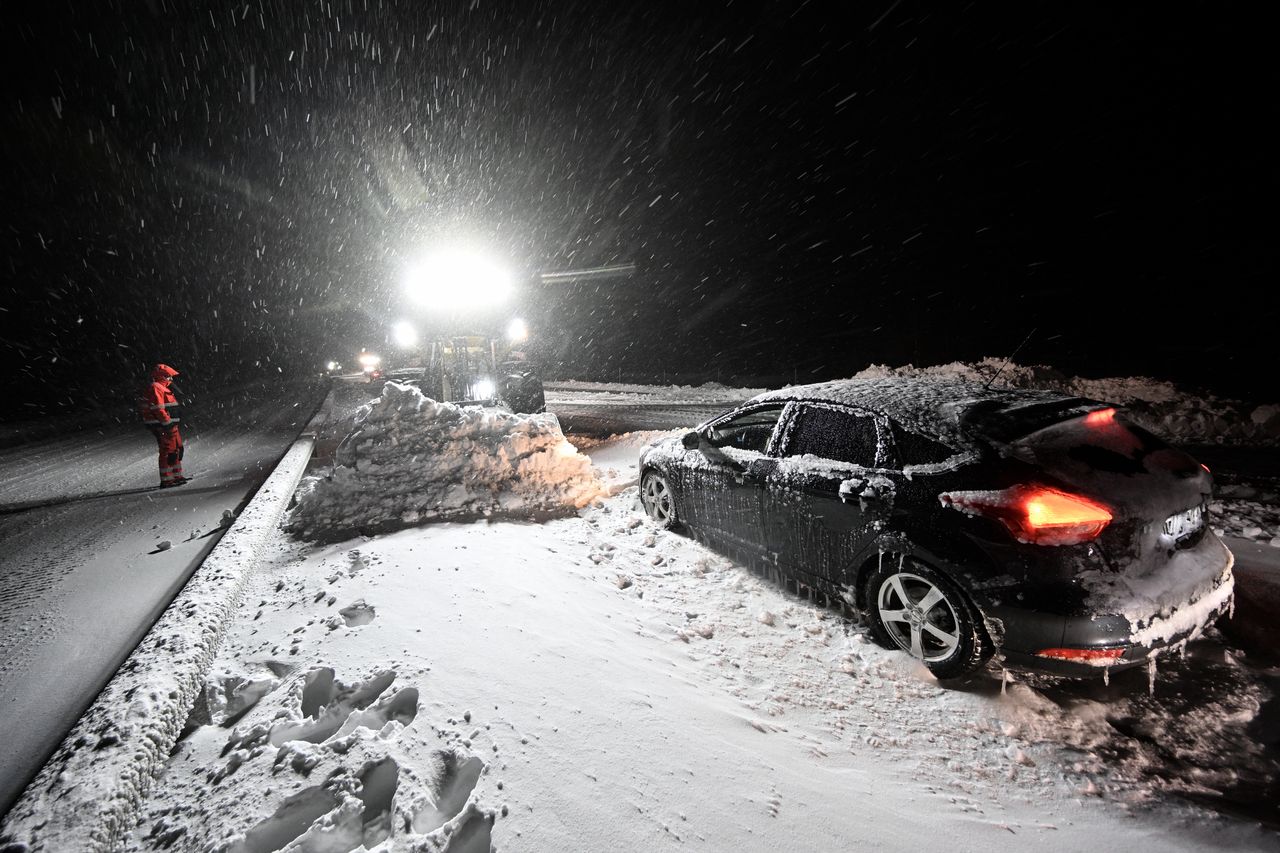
[537,262,636,283]
[405,251,513,311]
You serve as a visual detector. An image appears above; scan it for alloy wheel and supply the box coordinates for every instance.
[641,473,675,526]
[875,571,962,663]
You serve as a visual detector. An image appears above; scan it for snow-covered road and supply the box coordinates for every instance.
[544,380,757,435]
[0,380,327,815]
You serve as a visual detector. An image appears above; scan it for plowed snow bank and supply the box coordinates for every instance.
[285,382,603,540]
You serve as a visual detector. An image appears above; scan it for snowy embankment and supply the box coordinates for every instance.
[855,358,1280,445]
[286,382,605,541]
[119,411,1276,851]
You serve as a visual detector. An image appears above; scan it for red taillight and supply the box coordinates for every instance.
[1084,407,1116,425]
[939,485,1113,546]
[1200,463,1211,474]
[1035,647,1126,665]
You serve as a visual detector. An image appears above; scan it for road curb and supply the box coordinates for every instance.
[0,436,317,852]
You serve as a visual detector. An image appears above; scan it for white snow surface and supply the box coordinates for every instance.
[285,382,605,540]
[124,436,1276,852]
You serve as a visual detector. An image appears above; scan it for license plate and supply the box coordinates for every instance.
[1163,503,1205,540]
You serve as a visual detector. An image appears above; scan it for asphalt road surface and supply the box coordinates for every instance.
[0,380,325,816]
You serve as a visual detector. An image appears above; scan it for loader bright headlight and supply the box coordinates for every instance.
[405,251,513,311]
[506,317,529,343]
[392,321,418,348]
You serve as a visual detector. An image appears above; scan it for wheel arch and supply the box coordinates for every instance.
[845,532,987,616]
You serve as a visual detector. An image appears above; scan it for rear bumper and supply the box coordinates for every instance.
[986,542,1235,677]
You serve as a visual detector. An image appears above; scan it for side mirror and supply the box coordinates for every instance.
[681,430,703,450]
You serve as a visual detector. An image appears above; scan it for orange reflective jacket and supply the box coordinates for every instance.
[139,364,182,426]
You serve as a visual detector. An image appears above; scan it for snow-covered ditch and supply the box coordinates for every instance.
[123,434,1277,852]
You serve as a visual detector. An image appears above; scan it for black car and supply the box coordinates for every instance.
[638,378,1234,679]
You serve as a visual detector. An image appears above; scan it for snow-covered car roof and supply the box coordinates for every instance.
[746,377,1101,445]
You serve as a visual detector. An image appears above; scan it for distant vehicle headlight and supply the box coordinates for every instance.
[473,378,496,399]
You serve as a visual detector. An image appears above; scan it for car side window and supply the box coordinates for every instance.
[888,421,954,467]
[707,406,785,453]
[785,405,877,466]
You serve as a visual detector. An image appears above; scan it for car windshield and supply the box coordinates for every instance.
[707,406,784,452]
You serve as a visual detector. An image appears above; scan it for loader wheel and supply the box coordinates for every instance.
[503,373,545,414]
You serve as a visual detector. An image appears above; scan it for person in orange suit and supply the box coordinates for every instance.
[139,363,187,487]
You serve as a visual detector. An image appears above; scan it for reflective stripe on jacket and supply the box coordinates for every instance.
[139,381,182,425]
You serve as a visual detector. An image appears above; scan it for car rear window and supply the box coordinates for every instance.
[960,397,1103,444]
[785,405,877,466]
[1011,411,1175,476]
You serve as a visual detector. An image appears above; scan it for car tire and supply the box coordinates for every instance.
[866,556,992,679]
[640,470,680,530]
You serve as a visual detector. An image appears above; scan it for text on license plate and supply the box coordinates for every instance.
[1164,503,1205,540]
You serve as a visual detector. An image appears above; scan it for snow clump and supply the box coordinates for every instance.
[286,382,604,540]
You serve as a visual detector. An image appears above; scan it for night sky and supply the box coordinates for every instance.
[2,2,1275,418]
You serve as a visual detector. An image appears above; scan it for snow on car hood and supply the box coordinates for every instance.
[285,382,604,541]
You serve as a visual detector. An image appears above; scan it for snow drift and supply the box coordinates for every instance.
[285,382,603,540]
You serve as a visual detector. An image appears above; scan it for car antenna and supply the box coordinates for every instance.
[984,327,1037,390]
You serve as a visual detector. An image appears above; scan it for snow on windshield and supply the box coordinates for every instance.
[285,382,604,540]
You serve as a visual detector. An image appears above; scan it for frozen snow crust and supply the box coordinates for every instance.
[855,358,1280,445]
[285,382,605,541]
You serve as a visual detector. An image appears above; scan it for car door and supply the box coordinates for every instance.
[763,403,891,587]
[677,404,786,553]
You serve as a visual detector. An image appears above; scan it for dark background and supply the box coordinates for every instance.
[2,1,1275,419]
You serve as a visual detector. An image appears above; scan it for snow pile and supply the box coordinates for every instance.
[285,382,604,540]
[855,359,1279,444]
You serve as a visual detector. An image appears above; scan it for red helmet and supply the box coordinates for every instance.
[151,363,180,382]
